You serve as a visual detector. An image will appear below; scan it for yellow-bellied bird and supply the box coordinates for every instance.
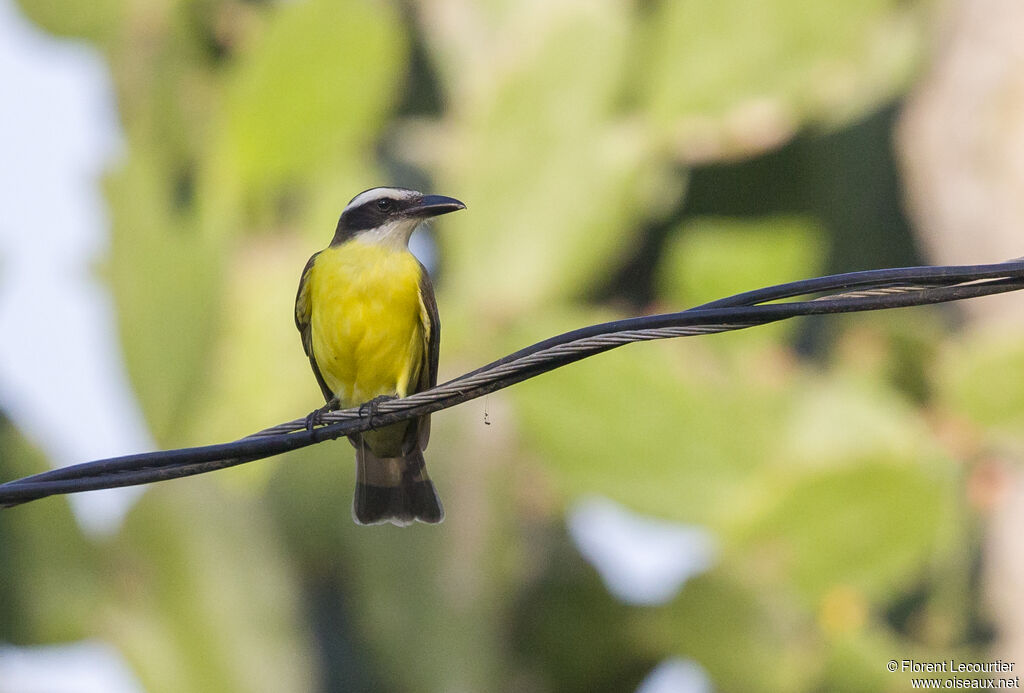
[295,187,465,526]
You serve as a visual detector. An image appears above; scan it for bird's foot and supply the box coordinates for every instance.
[305,397,340,432]
[359,395,397,421]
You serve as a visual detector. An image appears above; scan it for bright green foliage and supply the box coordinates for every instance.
[0,426,101,643]
[13,0,121,42]
[658,216,826,308]
[651,571,816,693]
[108,482,316,693]
[936,334,1024,435]
[105,153,225,442]
[514,322,791,526]
[657,215,826,347]
[430,0,663,312]
[204,0,406,227]
[739,460,950,602]
[266,442,518,692]
[637,0,924,157]
[3,0,1006,691]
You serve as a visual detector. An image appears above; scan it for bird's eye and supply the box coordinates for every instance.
[376,199,393,212]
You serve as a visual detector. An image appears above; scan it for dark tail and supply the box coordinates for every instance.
[353,446,444,526]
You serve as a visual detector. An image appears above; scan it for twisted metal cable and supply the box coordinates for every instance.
[248,322,749,439]
[2,260,1023,506]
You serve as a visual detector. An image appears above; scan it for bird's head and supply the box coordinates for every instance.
[333,187,466,247]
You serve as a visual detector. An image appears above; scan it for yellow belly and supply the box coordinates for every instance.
[308,240,425,408]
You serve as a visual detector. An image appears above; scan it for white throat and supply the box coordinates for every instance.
[357,217,422,250]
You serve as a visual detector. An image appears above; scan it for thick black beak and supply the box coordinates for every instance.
[407,194,466,218]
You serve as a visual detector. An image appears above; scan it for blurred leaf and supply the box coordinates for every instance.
[935,332,1024,439]
[104,151,225,444]
[656,215,826,347]
[735,364,958,604]
[14,0,122,43]
[780,372,937,471]
[511,309,792,526]
[827,312,946,406]
[820,630,921,693]
[115,3,224,163]
[203,0,406,227]
[182,237,321,452]
[737,460,952,604]
[267,439,515,693]
[107,482,316,693]
[637,0,925,160]
[427,0,672,313]
[658,215,826,306]
[264,447,353,573]
[646,570,818,693]
[0,423,100,643]
[511,530,656,693]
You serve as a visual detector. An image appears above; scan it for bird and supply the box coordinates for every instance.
[294,187,465,526]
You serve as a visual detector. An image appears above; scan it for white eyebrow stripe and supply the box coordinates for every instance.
[344,187,419,211]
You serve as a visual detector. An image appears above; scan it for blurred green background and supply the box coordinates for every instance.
[3,0,1024,691]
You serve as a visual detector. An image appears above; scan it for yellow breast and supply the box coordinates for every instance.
[308,240,425,407]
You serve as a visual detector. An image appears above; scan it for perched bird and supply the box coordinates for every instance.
[294,187,465,526]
